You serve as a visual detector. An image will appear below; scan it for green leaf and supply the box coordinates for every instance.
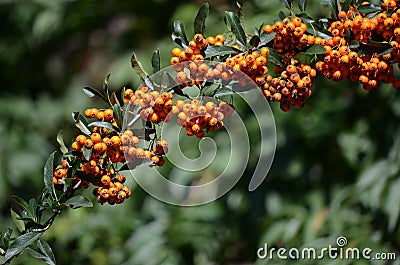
[113,103,122,128]
[279,0,291,10]
[214,86,236,97]
[225,11,247,46]
[11,209,25,233]
[1,228,13,249]
[151,49,160,74]
[29,248,55,265]
[28,199,37,221]
[249,35,260,48]
[194,3,209,35]
[268,48,284,68]
[171,33,188,49]
[32,239,56,265]
[72,112,91,135]
[278,11,286,21]
[204,45,240,58]
[298,0,307,12]
[103,73,111,102]
[82,146,92,161]
[260,32,276,44]
[342,0,353,11]
[110,92,120,107]
[304,44,327,55]
[62,196,93,209]
[236,0,245,30]
[82,86,107,102]
[173,20,188,45]
[323,0,339,19]
[131,52,149,80]
[11,196,36,220]
[87,121,117,132]
[358,4,382,15]
[4,232,41,262]
[43,152,56,199]
[56,131,68,154]
[360,41,393,55]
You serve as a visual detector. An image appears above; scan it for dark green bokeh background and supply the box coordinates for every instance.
[0,0,399,264]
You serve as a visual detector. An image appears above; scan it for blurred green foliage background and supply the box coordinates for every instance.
[0,0,399,264]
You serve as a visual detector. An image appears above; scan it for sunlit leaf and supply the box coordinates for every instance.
[173,20,188,45]
[56,131,68,155]
[87,121,117,132]
[260,32,276,44]
[62,196,93,209]
[131,52,148,80]
[4,232,41,262]
[82,87,107,102]
[204,45,240,57]
[43,152,56,199]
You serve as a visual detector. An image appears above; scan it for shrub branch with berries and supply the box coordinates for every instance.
[1,0,400,264]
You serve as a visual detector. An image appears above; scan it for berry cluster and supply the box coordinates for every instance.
[53,106,169,205]
[124,86,174,123]
[263,17,314,57]
[262,59,316,111]
[175,99,233,138]
[224,48,269,87]
[170,34,207,70]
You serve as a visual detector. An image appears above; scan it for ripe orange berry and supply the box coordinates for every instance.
[215,34,225,43]
[91,133,101,144]
[76,135,87,145]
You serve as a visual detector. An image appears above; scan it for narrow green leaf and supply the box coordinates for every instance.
[173,20,188,45]
[342,0,353,11]
[131,52,149,79]
[194,3,209,35]
[268,49,284,68]
[56,131,68,154]
[249,35,260,48]
[43,152,56,199]
[110,92,120,107]
[63,196,93,209]
[304,44,327,55]
[82,146,92,161]
[11,210,25,233]
[358,4,382,15]
[360,41,393,55]
[298,0,307,12]
[103,73,111,105]
[82,87,107,102]
[171,33,188,49]
[28,199,37,221]
[72,112,91,135]
[2,228,13,248]
[214,86,236,97]
[323,0,339,19]
[260,32,276,44]
[37,240,56,265]
[113,104,122,128]
[204,45,240,58]
[11,196,35,220]
[279,0,291,10]
[225,11,247,46]
[87,121,117,132]
[151,49,160,74]
[278,11,286,20]
[4,232,41,262]
[29,248,55,265]
[236,0,245,30]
